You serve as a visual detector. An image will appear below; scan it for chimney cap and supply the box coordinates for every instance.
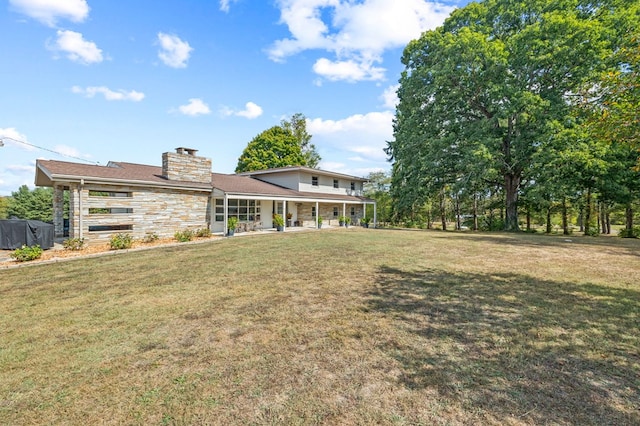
[175,147,198,156]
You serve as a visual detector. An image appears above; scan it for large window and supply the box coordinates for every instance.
[333,207,339,217]
[215,199,261,222]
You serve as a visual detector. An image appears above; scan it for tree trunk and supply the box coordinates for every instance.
[606,210,611,235]
[546,208,552,234]
[562,198,569,235]
[526,207,531,232]
[626,204,634,232]
[504,173,520,231]
[440,191,447,231]
[584,188,592,236]
[473,194,478,231]
[455,195,461,230]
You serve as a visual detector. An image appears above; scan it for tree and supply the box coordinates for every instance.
[6,185,54,222]
[363,171,392,223]
[387,0,623,231]
[580,27,640,156]
[235,126,307,173]
[281,113,321,168]
[0,197,9,219]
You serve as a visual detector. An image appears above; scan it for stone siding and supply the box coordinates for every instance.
[162,151,212,183]
[70,183,210,242]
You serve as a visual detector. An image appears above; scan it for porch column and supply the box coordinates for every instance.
[223,194,228,235]
[78,180,84,239]
[53,185,64,238]
[315,201,319,228]
[283,200,287,231]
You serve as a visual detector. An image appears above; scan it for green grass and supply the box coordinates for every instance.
[1,228,639,425]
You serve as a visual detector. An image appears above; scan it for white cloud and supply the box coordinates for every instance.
[51,30,103,64]
[157,33,193,68]
[7,164,34,173]
[178,98,211,116]
[220,102,263,119]
[219,0,239,12]
[52,144,91,159]
[381,84,399,109]
[268,0,455,82]
[313,57,385,82]
[308,111,393,162]
[72,86,145,101]
[0,127,35,151]
[9,0,89,27]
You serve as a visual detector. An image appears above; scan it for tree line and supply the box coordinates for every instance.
[385,0,640,236]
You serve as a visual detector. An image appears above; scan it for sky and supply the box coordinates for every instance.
[0,0,469,196]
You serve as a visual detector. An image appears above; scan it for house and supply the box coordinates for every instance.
[34,147,376,242]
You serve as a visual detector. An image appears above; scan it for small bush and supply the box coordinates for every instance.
[174,229,194,242]
[63,237,85,251]
[110,233,133,250]
[195,227,211,238]
[618,226,640,238]
[142,232,159,243]
[10,245,43,262]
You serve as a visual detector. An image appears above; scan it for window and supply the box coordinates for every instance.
[350,182,355,190]
[350,206,355,216]
[216,199,261,222]
[312,176,319,186]
[333,179,339,188]
[89,208,133,214]
[88,224,133,232]
[89,191,132,197]
[333,207,338,217]
[215,199,224,222]
[311,206,316,217]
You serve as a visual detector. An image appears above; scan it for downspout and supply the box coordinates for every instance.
[79,179,84,239]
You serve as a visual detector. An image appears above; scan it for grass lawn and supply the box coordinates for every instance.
[1,228,639,425]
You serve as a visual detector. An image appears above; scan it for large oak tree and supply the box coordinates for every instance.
[387,0,629,231]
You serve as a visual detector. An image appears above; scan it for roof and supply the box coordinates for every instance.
[238,165,369,182]
[35,160,211,190]
[35,159,375,203]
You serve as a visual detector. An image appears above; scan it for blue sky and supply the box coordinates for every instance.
[0,0,468,196]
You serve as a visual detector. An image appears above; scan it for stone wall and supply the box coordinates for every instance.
[162,150,212,183]
[70,183,210,242]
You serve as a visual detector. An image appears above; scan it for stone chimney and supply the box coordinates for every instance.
[162,147,212,183]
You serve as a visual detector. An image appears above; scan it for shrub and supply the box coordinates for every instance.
[110,233,133,250]
[618,226,640,238]
[195,227,211,238]
[10,245,43,262]
[174,229,194,242]
[63,237,85,251]
[228,217,238,231]
[142,232,159,243]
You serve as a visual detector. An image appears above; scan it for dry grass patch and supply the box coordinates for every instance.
[0,229,638,425]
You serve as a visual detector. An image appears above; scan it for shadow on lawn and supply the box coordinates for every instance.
[368,265,640,425]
